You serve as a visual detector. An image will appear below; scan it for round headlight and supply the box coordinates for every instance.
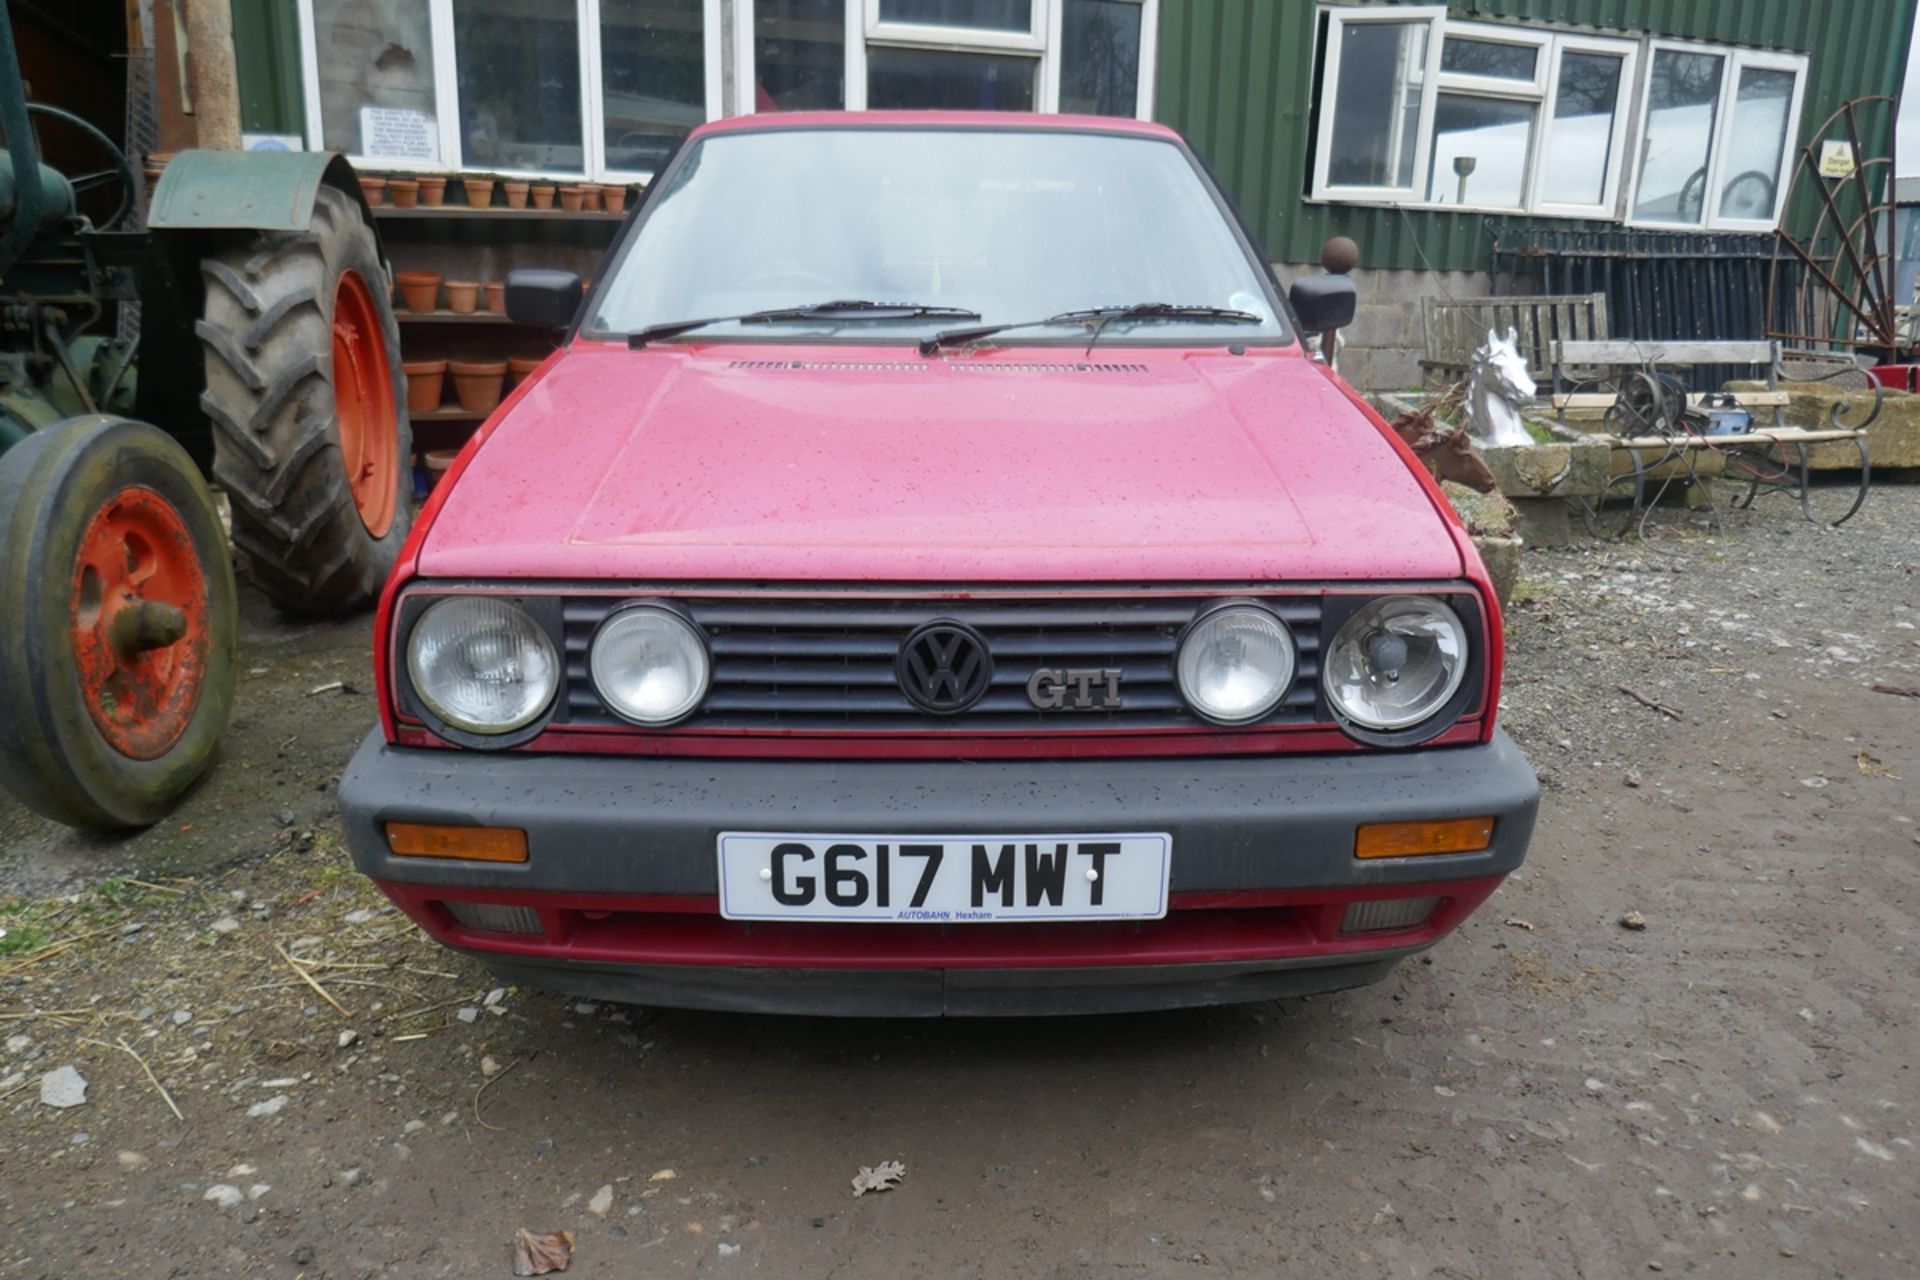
[1323,596,1469,731]
[1177,604,1297,725]
[590,606,709,725]
[407,597,558,735]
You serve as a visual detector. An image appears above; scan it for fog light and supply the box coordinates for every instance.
[1355,817,1494,859]
[1340,897,1439,934]
[444,901,542,935]
[386,822,527,863]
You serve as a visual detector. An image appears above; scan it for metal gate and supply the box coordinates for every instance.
[1489,229,1808,390]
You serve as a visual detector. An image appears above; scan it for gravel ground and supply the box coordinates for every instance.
[1,481,1916,1279]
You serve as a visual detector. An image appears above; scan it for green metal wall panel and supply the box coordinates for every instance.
[231,0,305,136]
[1156,0,1920,270]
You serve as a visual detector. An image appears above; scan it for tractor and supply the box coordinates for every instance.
[0,3,410,830]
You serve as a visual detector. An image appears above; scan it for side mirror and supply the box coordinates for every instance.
[505,269,583,329]
[1288,275,1356,333]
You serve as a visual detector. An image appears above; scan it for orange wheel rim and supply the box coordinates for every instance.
[333,268,399,538]
[69,486,211,759]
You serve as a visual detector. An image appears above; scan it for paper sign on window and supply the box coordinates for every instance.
[360,107,439,161]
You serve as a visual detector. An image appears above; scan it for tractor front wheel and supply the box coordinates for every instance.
[197,184,411,616]
[0,416,238,829]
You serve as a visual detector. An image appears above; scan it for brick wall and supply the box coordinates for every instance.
[1279,264,1490,393]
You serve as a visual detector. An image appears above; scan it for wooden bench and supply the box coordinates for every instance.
[1550,339,1789,428]
[1547,338,1876,532]
[1420,293,1608,389]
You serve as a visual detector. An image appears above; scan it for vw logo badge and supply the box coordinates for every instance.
[896,621,993,714]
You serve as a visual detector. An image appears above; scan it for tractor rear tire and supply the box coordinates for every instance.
[0,415,238,830]
[197,184,411,616]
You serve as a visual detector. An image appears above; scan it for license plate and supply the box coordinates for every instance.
[716,832,1171,923]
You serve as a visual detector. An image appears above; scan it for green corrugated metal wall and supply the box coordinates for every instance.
[1155,0,1918,269]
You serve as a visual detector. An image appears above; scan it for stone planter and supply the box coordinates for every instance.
[1371,390,1600,546]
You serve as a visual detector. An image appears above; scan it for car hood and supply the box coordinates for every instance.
[415,342,1462,583]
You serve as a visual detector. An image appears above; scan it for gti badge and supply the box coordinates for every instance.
[1027,668,1123,710]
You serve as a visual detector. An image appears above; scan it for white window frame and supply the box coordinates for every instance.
[1310,9,1811,230]
[1310,4,1447,205]
[1625,39,1807,232]
[734,0,1157,120]
[295,0,725,182]
[1530,32,1640,220]
[1426,20,1550,212]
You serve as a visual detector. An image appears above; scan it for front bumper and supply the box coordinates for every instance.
[339,730,1538,1015]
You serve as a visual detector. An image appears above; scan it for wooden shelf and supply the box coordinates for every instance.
[396,309,515,325]
[411,406,492,422]
[372,205,625,223]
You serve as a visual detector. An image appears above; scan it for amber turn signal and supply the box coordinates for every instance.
[385,822,528,863]
[1355,817,1494,860]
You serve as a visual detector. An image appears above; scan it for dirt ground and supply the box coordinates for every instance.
[2,484,1916,1279]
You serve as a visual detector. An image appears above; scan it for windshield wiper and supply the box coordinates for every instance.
[918,303,1263,356]
[627,300,981,348]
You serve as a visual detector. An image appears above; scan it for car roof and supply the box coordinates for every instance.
[688,110,1181,142]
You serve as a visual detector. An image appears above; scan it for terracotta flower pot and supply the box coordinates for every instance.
[600,184,627,215]
[506,354,545,386]
[359,176,388,206]
[462,177,495,209]
[444,280,481,314]
[503,181,530,210]
[423,447,459,490]
[449,359,508,413]
[394,270,440,313]
[558,185,585,212]
[484,281,507,314]
[530,184,556,211]
[580,185,601,212]
[403,359,447,415]
[387,178,420,208]
[417,176,447,207]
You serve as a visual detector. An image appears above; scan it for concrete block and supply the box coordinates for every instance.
[1365,348,1424,393]
[1345,303,1415,351]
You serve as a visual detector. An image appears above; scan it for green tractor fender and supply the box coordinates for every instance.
[148,150,378,235]
[136,151,389,474]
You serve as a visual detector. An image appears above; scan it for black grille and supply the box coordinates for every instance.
[559,596,1323,732]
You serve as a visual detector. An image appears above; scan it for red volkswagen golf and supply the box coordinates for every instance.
[339,112,1538,1016]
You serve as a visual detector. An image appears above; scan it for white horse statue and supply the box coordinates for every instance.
[1466,327,1537,448]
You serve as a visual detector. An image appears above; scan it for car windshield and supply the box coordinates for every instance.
[587,127,1288,345]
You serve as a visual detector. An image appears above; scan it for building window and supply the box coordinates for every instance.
[601,0,714,173]
[307,0,443,164]
[453,0,586,174]
[1630,42,1805,230]
[296,0,723,180]
[1311,8,1802,230]
[1058,0,1146,117]
[749,0,846,111]
[738,0,1157,119]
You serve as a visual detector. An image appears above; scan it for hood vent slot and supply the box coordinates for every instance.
[728,360,928,372]
[726,360,1148,374]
